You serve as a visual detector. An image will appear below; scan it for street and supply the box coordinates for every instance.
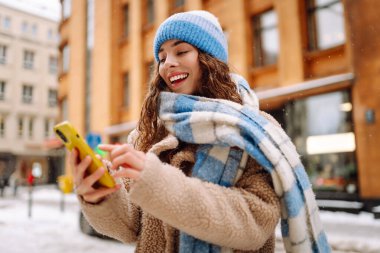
[0,185,379,253]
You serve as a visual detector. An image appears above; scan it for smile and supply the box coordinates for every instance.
[169,73,188,84]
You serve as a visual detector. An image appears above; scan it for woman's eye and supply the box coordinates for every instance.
[177,51,188,55]
[159,58,166,63]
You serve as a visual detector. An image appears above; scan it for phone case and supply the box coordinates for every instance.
[54,121,115,188]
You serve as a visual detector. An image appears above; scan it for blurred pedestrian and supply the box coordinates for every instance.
[9,171,19,197]
[0,164,5,197]
[71,10,330,253]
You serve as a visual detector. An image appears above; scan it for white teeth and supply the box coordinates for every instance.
[169,74,188,83]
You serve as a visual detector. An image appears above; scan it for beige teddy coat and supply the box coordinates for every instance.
[79,133,281,252]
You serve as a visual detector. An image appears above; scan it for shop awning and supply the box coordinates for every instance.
[104,121,137,136]
[255,72,355,100]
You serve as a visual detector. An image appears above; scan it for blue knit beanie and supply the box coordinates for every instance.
[153,10,228,63]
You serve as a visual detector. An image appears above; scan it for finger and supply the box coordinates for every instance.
[82,184,121,203]
[135,150,146,160]
[111,153,144,171]
[69,149,78,168]
[113,168,141,180]
[98,144,117,152]
[93,153,111,168]
[82,167,106,189]
[75,183,94,196]
[108,144,134,161]
[98,144,120,161]
[75,156,92,181]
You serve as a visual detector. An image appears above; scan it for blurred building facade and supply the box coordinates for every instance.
[0,3,61,185]
[58,0,380,208]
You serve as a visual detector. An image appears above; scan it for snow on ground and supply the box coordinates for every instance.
[319,211,380,252]
[0,185,134,253]
[275,210,380,253]
[1,185,380,253]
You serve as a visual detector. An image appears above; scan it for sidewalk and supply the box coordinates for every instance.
[275,211,380,253]
[2,185,379,253]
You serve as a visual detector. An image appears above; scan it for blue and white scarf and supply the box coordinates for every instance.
[159,74,331,253]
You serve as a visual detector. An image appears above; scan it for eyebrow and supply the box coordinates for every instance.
[158,40,186,53]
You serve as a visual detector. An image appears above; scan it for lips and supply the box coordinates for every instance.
[169,73,189,84]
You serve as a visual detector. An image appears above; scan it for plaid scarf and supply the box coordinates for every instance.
[159,74,331,253]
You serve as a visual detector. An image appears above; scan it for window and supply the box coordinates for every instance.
[85,0,94,133]
[143,61,154,100]
[44,119,50,138]
[269,90,357,194]
[143,0,155,27]
[62,0,72,20]
[86,0,94,49]
[0,115,4,138]
[22,85,33,104]
[21,21,28,33]
[48,89,57,107]
[170,0,185,13]
[61,97,68,120]
[123,4,130,38]
[18,117,24,138]
[31,24,38,36]
[0,45,7,64]
[0,81,5,101]
[28,118,34,138]
[146,61,154,83]
[147,0,155,25]
[62,45,70,73]
[3,16,11,30]
[23,50,34,69]
[307,0,345,51]
[252,9,279,67]
[123,72,129,107]
[49,56,58,74]
[47,29,53,40]
[173,0,185,8]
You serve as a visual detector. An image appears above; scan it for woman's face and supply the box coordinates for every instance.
[158,40,201,95]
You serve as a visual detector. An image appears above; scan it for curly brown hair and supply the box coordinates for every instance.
[135,52,243,152]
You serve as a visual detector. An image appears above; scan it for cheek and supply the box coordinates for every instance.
[192,63,202,81]
[189,56,201,79]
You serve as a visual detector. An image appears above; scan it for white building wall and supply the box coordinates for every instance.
[0,3,60,182]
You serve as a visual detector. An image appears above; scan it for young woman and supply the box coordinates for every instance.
[71,10,330,253]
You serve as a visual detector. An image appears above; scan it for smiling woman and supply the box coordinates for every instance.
[70,9,330,253]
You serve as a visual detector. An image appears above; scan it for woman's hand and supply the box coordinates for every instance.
[98,144,146,181]
[70,149,121,204]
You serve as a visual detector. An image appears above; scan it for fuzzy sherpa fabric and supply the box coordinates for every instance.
[158,74,331,253]
[79,133,281,252]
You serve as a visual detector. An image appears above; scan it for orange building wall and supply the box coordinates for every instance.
[346,0,380,198]
[58,0,380,199]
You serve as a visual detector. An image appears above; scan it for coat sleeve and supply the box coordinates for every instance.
[79,178,141,244]
[78,129,142,244]
[129,152,281,251]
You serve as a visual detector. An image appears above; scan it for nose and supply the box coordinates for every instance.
[163,54,179,68]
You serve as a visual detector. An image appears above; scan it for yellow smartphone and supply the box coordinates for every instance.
[54,121,115,188]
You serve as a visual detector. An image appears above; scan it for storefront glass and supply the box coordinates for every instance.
[270,90,357,194]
